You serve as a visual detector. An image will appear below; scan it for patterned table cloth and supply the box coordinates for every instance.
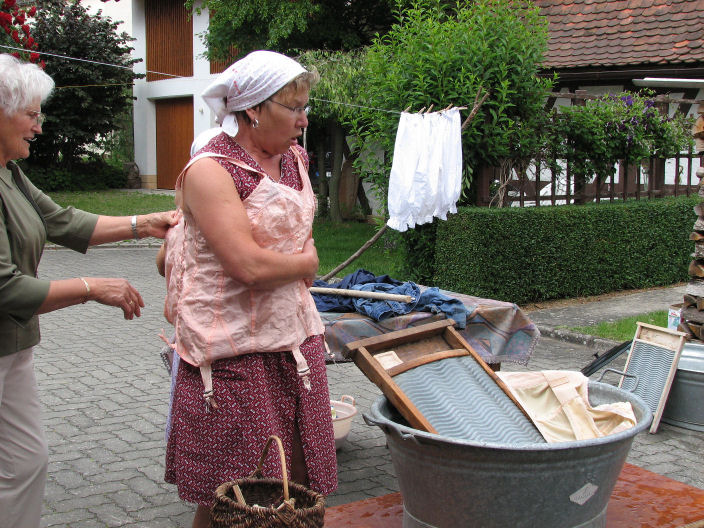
[321,289,539,366]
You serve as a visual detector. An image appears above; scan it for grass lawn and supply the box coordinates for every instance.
[312,220,403,279]
[48,190,176,216]
[47,190,404,278]
[569,311,669,342]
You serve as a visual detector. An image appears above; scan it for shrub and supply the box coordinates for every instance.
[550,91,694,184]
[400,221,439,284]
[0,0,41,65]
[19,159,126,191]
[431,196,697,304]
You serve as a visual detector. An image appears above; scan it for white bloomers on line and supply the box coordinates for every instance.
[386,108,463,232]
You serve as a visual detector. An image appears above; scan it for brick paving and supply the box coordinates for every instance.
[32,248,703,527]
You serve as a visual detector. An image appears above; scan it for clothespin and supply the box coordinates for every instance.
[424,104,434,114]
[418,106,426,113]
[404,105,411,113]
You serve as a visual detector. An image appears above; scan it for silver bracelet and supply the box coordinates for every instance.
[131,215,139,239]
[79,277,90,304]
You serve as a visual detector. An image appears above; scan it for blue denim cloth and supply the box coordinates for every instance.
[416,287,468,328]
[313,269,403,312]
[352,282,421,321]
[312,269,469,328]
[352,284,468,328]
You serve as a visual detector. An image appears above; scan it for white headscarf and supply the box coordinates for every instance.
[201,50,307,137]
[190,127,222,157]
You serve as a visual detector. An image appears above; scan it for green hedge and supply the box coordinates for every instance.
[400,222,440,285]
[19,160,127,192]
[431,196,698,305]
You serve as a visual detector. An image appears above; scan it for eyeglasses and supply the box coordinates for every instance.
[27,110,46,125]
[269,99,310,116]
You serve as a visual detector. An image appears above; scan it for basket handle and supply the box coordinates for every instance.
[255,435,290,502]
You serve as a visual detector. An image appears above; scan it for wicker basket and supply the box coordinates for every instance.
[210,435,325,528]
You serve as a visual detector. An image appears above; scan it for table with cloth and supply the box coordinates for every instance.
[313,270,539,367]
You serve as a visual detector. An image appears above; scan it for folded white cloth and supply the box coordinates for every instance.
[497,370,637,443]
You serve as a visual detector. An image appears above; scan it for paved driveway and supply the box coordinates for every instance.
[34,248,703,527]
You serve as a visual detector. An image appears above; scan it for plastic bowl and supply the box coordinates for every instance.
[331,395,357,450]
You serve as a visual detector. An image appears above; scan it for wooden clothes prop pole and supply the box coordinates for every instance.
[320,90,489,282]
[320,225,389,281]
[309,287,414,303]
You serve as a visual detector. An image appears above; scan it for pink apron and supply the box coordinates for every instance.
[165,147,324,406]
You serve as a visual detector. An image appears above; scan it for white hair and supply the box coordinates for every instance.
[0,54,54,116]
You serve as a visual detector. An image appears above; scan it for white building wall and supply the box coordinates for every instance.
[191,7,217,136]
[131,0,218,188]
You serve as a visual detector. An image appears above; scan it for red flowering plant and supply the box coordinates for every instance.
[0,0,41,65]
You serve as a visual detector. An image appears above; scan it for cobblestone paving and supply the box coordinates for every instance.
[33,248,703,527]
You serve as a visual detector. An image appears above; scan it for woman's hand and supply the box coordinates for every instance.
[89,210,180,246]
[301,238,319,287]
[85,277,145,320]
[156,242,167,277]
[138,210,180,239]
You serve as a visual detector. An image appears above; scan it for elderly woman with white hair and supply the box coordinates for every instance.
[0,54,176,528]
[163,50,337,526]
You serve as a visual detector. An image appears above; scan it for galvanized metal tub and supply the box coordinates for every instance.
[365,381,652,528]
[662,342,704,431]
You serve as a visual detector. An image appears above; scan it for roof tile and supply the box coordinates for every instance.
[535,0,704,69]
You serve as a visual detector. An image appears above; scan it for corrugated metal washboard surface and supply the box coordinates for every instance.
[620,341,677,411]
[394,356,545,444]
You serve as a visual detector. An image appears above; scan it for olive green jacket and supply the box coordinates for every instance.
[0,162,98,356]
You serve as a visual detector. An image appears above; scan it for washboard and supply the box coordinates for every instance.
[619,323,686,434]
[343,319,544,444]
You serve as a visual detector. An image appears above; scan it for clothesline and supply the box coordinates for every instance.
[56,83,134,89]
[309,98,474,118]
[0,44,182,78]
[0,44,487,120]
[2,43,492,282]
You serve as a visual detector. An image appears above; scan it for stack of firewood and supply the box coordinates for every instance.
[681,165,704,340]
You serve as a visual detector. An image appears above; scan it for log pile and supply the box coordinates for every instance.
[681,165,704,340]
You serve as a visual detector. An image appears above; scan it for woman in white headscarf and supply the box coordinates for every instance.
[163,51,336,527]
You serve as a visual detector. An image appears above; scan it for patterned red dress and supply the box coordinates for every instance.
[164,135,337,505]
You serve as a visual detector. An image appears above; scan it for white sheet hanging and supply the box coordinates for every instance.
[386,108,462,232]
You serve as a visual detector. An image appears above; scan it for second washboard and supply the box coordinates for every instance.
[619,322,686,434]
[344,319,544,444]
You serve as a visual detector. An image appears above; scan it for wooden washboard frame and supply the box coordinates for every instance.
[620,322,687,434]
[342,319,530,433]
